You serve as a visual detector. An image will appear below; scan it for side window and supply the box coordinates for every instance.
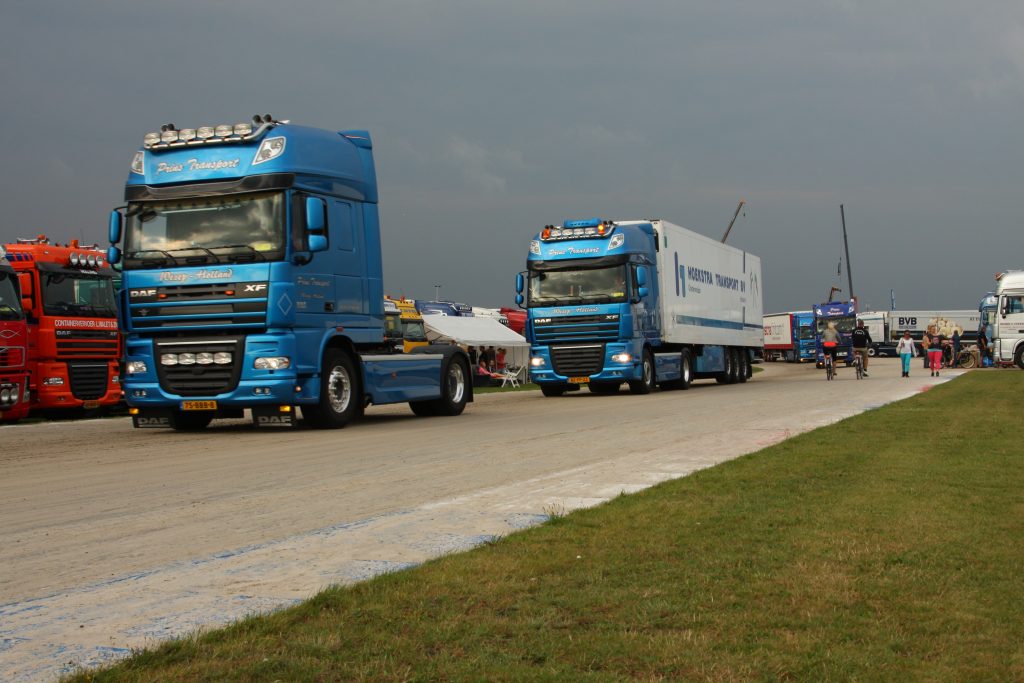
[333,200,354,252]
[1008,296,1024,314]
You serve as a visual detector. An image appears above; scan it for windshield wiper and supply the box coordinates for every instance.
[128,249,179,267]
[532,296,579,306]
[209,244,268,262]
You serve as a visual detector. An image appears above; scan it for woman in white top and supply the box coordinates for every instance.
[895,329,916,378]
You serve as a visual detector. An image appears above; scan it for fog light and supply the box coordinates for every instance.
[132,390,147,398]
[530,357,546,368]
[254,356,290,370]
[43,377,65,386]
[128,360,148,373]
[612,352,632,363]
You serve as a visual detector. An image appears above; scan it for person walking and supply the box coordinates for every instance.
[920,329,931,369]
[896,329,916,377]
[851,319,872,376]
[926,328,944,377]
[949,328,961,368]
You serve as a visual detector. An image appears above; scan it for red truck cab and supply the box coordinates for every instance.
[0,248,30,421]
[4,236,120,415]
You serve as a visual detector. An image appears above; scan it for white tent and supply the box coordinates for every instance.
[423,315,530,370]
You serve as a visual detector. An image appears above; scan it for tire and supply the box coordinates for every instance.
[171,410,214,431]
[727,348,740,384]
[541,384,567,397]
[867,346,877,357]
[737,349,749,383]
[628,349,656,394]
[1015,345,1024,370]
[958,351,977,369]
[303,350,360,429]
[716,347,733,384]
[431,356,470,416]
[588,381,620,395]
[678,349,693,390]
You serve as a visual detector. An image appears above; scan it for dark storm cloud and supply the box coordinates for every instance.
[2,1,1022,311]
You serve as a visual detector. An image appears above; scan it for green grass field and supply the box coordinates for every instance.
[67,371,1024,682]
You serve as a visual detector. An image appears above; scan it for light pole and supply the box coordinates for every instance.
[434,284,441,301]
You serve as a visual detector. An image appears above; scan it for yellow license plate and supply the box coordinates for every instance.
[82,400,100,409]
[568,376,590,384]
[181,400,217,411]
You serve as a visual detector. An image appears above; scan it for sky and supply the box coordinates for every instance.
[2,0,1022,313]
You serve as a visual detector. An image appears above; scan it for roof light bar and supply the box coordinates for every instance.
[142,115,287,150]
[540,219,616,241]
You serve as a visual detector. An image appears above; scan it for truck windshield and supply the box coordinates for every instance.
[816,316,856,334]
[528,265,628,307]
[798,325,815,340]
[122,191,285,269]
[402,320,427,342]
[41,272,117,317]
[0,272,22,320]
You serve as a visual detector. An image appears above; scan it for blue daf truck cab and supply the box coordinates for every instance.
[514,218,762,397]
[813,300,856,367]
[793,311,816,362]
[107,116,470,430]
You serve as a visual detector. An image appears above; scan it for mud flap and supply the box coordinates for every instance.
[252,406,296,428]
[131,410,174,428]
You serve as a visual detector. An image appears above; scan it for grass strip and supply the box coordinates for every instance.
[68,371,1024,682]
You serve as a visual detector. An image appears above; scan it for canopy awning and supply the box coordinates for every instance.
[423,315,529,347]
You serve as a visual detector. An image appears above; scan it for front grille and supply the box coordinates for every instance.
[551,344,605,376]
[129,282,268,331]
[55,330,119,359]
[533,314,619,344]
[154,337,245,396]
[68,361,110,400]
[0,346,26,369]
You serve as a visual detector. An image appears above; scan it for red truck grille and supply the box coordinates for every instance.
[55,330,120,359]
[0,346,26,369]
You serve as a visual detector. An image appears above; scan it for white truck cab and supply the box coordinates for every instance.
[993,270,1024,368]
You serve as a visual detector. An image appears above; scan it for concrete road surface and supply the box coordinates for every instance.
[0,359,963,681]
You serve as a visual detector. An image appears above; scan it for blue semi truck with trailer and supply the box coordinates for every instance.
[107,116,471,430]
[514,218,763,395]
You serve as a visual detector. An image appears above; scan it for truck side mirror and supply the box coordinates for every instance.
[638,286,650,299]
[515,272,524,294]
[108,210,122,244]
[636,266,648,287]
[515,293,524,306]
[107,246,121,265]
[305,197,326,234]
[308,234,328,253]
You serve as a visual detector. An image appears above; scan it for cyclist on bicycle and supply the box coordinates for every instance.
[851,319,872,377]
[822,322,842,372]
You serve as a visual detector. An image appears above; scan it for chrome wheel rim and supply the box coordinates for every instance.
[327,365,352,414]
[446,363,465,403]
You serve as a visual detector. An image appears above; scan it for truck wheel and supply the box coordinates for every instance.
[303,350,360,429]
[678,349,693,390]
[1015,345,1024,370]
[541,384,567,397]
[867,346,877,357]
[588,381,620,394]
[412,356,469,416]
[716,347,733,384]
[171,410,214,431]
[737,349,749,383]
[629,350,656,394]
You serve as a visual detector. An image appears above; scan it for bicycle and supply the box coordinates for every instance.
[824,350,836,380]
[953,345,978,369]
[852,352,863,379]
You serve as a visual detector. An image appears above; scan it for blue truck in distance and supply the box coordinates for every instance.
[107,115,471,430]
[813,300,856,366]
[515,218,763,396]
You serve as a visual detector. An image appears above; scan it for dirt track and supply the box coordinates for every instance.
[0,359,960,681]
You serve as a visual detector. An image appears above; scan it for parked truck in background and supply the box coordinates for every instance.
[107,115,471,430]
[515,217,763,396]
[886,310,979,352]
[0,248,31,422]
[991,271,1024,368]
[762,311,814,362]
[813,300,856,366]
[3,236,121,415]
[385,296,428,352]
[416,300,473,317]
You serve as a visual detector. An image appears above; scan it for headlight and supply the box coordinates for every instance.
[254,356,291,370]
[160,130,178,143]
[252,136,286,165]
[177,128,196,142]
[131,151,145,175]
[178,353,196,365]
[43,376,65,386]
[530,357,546,368]
[197,126,215,140]
[196,352,214,365]
[233,122,253,136]
[529,240,541,256]
[160,354,178,366]
[213,352,232,364]
[143,132,160,146]
[128,360,148,374]
[215,124,233,137]
[611,352,632,363]
[1,388,10,401]
[609,233,625,249]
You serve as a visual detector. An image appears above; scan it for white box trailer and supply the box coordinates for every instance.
[887,310,979,343]
[650,219,763,350]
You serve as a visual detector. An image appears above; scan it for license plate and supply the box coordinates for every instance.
[568,376,590,384]
[83,400,99,409]
[181,400,217,411]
